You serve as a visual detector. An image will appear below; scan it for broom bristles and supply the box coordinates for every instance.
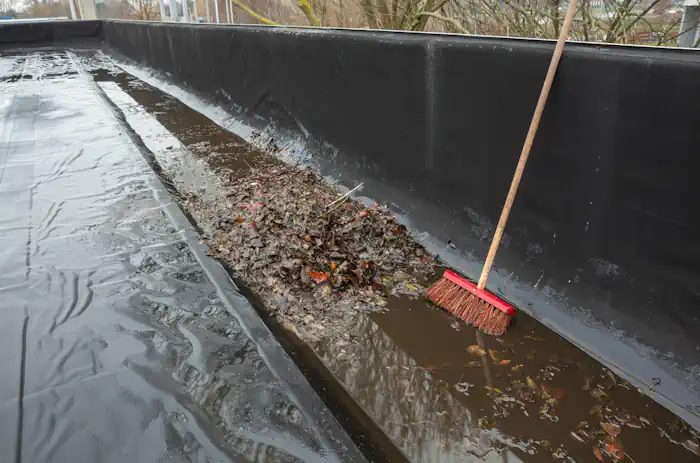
[425,274,514,336]
[425,278,483,324]
[472,304,512,336]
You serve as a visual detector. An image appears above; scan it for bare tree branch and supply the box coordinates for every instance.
[415,10,469,33]
[230,0,279,24]
[298,0,321,24]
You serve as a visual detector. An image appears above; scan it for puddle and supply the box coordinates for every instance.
[90,67,266,175]
[81,51,700,462]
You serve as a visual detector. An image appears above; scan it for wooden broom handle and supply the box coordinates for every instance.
[477,0,577,290]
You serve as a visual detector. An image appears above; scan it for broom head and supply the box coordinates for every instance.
[425,270,515,336]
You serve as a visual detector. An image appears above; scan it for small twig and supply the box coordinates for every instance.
[325,183,364,209]
[415,11,470,34]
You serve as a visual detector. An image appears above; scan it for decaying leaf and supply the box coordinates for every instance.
[282,321,300,336]
[526,376,538,390]
[240,202,264,211]
[583,376,592,391]
[591,387,608,400]
[498,359,512,366]
[683,439,700,456]
[308,271,330,284]
[511,364,524,373]
[590,403,603,417]
[606,369,618,387]
[593,446,604,461]
[540,385,563,407]
[604,438,624,460]
[601,422,622,438]
[455,382,473,395]
[467,345,487,356]
[489,349,499,361]
[187,157,437,358]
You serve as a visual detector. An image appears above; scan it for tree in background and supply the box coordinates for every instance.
[22,0,72,17]
[0,0,19,16]
[436,0,680,45]
[230,0,457,29]
[222,0,680,45]
[100,0,134,17]
[14,0,680,47]
[125,0,159,19]
[358,0,452,30]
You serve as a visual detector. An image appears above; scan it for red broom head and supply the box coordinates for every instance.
[425,270,515,336]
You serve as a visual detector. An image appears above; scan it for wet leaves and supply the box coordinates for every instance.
[541,384,565,402]
[498,359,512,366]
[591,386,608,400]
[583,376,592,391]
[590,403,603,418]
[527,376,538,390]
[684,439,700,456]
[240,201,264,211]
[455,382,473,395]
[604,438,625,460]
[602,422,622,438]
[467,345,487,356]
[190,162,435,345]
[485,385,504,394]
[308,271,330,284]
[593,446,604,461]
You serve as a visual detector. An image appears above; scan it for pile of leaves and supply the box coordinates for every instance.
[184,161,435,342]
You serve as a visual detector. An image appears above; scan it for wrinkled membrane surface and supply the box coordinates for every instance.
[0,49,360,463]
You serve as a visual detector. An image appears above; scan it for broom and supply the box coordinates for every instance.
[426,0,577,336]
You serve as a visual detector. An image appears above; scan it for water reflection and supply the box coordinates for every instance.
[315,313,528,462]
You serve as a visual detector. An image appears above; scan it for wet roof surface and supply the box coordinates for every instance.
[5,43,700,463]
[0,49,363,463]
[85,49,700,462]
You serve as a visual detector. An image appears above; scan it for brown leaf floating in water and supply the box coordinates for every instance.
[467,345,487,356]
[601,422,622,438]
[593,446,604,461]
[604,438,624,461]
[526,376,537,390]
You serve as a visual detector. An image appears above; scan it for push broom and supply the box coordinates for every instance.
[426,0,577,336]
